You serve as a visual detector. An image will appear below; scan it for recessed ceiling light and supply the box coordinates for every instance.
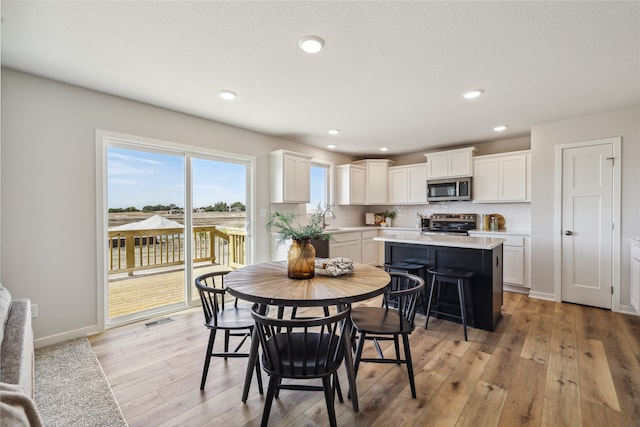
[463,89,483,99]
[328,129,340,135]
[327,144,337,149]
[219,90,237,100]
[493,125,507,132]
[299,36,324,54]
[379,147,389,152]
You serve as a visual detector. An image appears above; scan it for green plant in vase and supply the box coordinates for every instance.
[383,209,397,227]
[266,210,332,279]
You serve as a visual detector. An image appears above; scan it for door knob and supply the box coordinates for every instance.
[564,230,573,236]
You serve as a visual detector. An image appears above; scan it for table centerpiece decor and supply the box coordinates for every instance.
[266,210,332,279]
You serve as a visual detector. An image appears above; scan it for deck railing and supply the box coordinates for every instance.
[108,226,246,275]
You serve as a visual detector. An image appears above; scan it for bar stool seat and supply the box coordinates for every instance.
[383,262,427,310]
[425,267,475,341]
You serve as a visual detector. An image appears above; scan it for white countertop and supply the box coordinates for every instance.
[374,233,505,250]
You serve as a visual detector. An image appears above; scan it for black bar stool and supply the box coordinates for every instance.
[425,267,475,341]
[384,262,428,310]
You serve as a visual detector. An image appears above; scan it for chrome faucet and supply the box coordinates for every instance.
[320,206,336,229]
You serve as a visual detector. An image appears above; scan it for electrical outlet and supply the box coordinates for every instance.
[31,303,38,318]
[260,208,267,218]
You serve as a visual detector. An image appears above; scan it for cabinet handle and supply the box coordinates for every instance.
[564,230,573,236]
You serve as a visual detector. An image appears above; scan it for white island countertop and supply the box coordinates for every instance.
[374,232,505,250]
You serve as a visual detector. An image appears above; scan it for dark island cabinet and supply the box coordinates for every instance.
[384,242,503,332]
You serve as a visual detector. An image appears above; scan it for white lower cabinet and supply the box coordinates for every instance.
[329,232,362,263]
[361,230,380,265]
[469,231,530,289]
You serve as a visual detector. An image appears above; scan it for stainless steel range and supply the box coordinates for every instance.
[423,213,477,235]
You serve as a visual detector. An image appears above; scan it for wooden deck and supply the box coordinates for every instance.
[108,264,233,319]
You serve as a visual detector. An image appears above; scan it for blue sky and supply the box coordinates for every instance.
[107,147,246,209]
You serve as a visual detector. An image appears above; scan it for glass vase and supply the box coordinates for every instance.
[287,238,316,279]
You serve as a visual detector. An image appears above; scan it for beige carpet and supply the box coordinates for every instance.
[34,337,127,427]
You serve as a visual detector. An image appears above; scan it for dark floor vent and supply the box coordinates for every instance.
[144,317,174,328]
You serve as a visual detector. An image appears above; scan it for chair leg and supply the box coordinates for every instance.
[200,329,217,390]
[393,335,401,365]
[322,376,338,427]
[425,275,437,329]
[274,377,283,399]
[261,376,278,427]
[457,279,468,341]
[254,354,264,395]
[401,333,417,398]
[224,330,230,358]
[333,372,343,403]
[353,331,366,376]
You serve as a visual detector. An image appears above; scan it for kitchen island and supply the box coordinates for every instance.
[374,233,504,332]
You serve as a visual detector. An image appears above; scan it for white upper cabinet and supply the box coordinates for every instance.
[336,164,366,205]
[353,159,393,204]
[473,150,531,203]
[270,150,312,203]
[388,164,427,204]
[424,147,475,179]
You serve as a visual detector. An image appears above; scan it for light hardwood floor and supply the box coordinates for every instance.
[89,292,640,426]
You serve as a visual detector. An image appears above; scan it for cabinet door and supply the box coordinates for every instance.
[366,162,388,204]
[329,242,347,259]
[499,155,527,201]
[271,150,311,203]
[473,158,499,201]
[345,240,362,263]
[362,238,379,265]
[503,246,525,285]
[449,152,473,177]
[282,155,299,202]
[351,167,366,204]
[336,165,365,205]
[388,167,408,204]
[427,154,449,179]
[407,165,427,203]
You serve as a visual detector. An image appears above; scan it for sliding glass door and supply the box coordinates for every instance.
[103,138,251,326]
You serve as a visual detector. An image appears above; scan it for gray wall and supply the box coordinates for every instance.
[530,106,640,309]
[0,68,354,344]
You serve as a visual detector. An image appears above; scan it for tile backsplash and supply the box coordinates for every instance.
[384,202,531,231]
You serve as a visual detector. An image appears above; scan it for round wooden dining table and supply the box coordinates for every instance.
[225,261,391,412]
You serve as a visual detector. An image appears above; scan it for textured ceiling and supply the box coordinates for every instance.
[2,1,639,155]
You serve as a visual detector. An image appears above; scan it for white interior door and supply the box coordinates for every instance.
[561,142,613,308]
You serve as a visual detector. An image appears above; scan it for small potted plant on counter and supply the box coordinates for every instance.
[266,210,332,279]
[382,209,397,227]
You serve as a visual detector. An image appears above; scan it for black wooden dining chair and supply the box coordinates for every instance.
[251,304,350,427]
[350,272,425,398]
[195,271,263,392]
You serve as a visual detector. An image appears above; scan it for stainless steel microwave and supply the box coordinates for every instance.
[427,177,472,201]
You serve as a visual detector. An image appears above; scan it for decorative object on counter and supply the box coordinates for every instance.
[266,210,332,279]
[315,257,355,276]
[483,213,506,231]
[383,209,397,227]
[365,212,376,225]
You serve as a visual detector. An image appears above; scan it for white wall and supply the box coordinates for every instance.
[530,106,640,308]
[0,68,354,343]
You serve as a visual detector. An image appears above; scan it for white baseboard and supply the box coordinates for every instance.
[617,304,639,316]
[34,325,100,349]
[528,290,557,301]
[504,284,529,294]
